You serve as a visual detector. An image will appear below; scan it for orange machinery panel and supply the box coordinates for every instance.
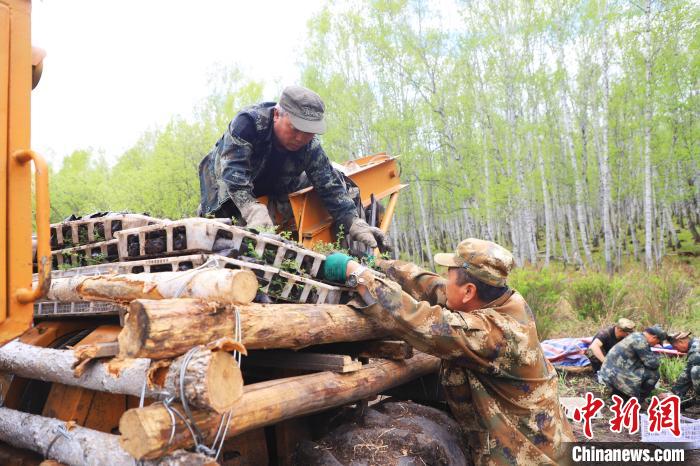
[288,153,407,248]
[1,0,52,345]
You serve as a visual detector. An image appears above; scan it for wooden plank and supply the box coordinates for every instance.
[41,326,121,425]
[245,350,363,373]
[274,418,311,466]
[74,341,119,359]
[219,428,269,466]
[306,340,414,360]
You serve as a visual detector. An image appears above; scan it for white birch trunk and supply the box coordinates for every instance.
[414,177,435,271]
[537,135,554,265]
[598,6,615,274]
[46,269,258,305]
[643,0,656,270]
[0,340,239,412]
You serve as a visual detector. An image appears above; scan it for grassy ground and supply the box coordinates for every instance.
[509,255,699,340]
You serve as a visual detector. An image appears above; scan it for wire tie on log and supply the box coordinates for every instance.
[160,304,245,458]
[179,346,207,444]
[169,256,222,298]
[161,394,204,453]
[45,424,75,459]
[138,377,147,408]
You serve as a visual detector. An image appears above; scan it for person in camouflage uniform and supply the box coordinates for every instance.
[322,238,574,465]
[599,326,666,401]
[198,85,388,251]
[668,332,700,411]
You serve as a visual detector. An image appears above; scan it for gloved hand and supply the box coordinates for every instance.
[323,252,353,283]
[240,202,273,229]
[348,218,391,253]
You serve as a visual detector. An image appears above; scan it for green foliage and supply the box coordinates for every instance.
[279,259,301,274]
[510,267,567,339]
[361,251,392,272]
[312,225,349,255]
[49,150,111,223]
[639,270,694,327]
[43,0,699,283]
[659,357,686,387]
[244,239,260,260]
[567,273,629,322]
[85,253,107,266]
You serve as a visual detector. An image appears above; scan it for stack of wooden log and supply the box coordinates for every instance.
[1,216,440,465]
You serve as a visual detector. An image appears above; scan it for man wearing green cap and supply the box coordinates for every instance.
[599,325,666,402]
[198,85,389,251]
[586,317,636,373]
[322,238,573,465]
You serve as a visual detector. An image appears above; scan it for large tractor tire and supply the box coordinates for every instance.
[294,400,468,466]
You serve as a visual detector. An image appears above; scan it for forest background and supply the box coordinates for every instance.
[47,0,698,338]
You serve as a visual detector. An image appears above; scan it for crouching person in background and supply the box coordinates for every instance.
[599,325,667,402]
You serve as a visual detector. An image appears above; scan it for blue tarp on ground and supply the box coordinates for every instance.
[541,337,684,367]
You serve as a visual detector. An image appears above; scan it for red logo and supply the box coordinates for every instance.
[647,395,681,436]
[609,395,640,434]
[573,392,605,439]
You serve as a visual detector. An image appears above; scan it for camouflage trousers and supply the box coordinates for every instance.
[606,368,659,401]
[674,365,700,401]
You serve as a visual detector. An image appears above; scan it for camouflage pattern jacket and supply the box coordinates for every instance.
[361,260,573,465]
[672,337,700,398]
[197,102,357,227]
[599,332,660,397]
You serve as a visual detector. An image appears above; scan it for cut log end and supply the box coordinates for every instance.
[207,351,243,412]
[221,269,259,304]
[118,408,166,460]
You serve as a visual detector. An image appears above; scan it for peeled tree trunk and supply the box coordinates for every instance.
[0,407,217,466]
[119,352,440,460]
[0,340,242,413]
[46,269,258,305]
[119,299,390,360]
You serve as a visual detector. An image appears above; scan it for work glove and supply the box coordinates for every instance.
[240,202,273,230]
[323,252,353,283]
[348,218,392,254]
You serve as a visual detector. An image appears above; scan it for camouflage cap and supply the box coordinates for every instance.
[278,85,326,134]
[668,331,692,342]
[644,325,668,342]
[434,238,514,287]
[615,318,635,333]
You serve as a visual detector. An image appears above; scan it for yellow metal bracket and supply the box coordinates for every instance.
[12,149,51,303]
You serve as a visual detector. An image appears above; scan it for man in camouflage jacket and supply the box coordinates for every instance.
[198,85,388,251]
[322,239,574,465]
[599,326,666,401]
[669,332,700,409]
